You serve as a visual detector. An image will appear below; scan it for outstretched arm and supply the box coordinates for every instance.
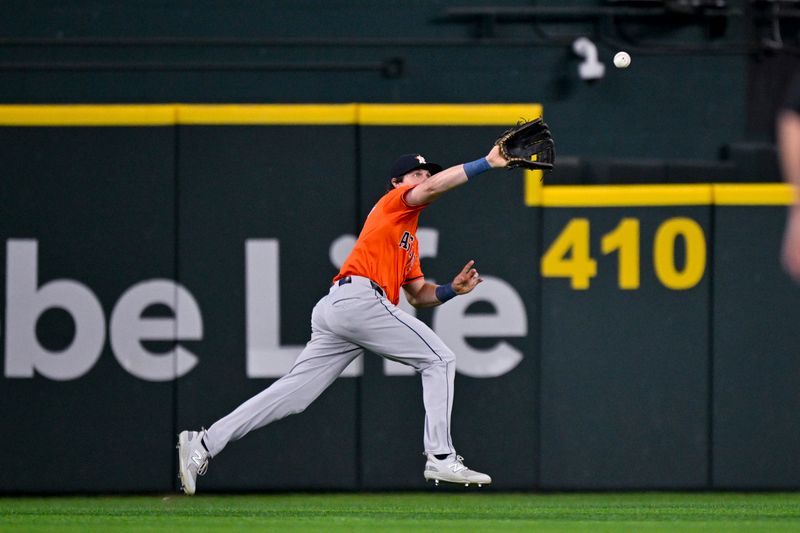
[402,260,483,309]
[404,146,508,206]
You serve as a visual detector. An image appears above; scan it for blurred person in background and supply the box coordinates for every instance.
[778,71,800,282]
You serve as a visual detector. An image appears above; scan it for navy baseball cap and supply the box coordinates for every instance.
[389,154,442,178]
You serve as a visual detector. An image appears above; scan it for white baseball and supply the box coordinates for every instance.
[614,51,631,69]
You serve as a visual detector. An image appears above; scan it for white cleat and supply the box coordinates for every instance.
[177,429,210,495]
[423,453,491,487]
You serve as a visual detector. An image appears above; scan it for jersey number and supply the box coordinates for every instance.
[399,231,414,250]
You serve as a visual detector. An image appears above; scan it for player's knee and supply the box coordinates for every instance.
[287,405,307,416]
[425,347,454,368]
[439,347,455,365]
[282,394,314,417]
[416,347,455,372]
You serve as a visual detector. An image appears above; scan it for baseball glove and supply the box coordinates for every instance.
[494,117,555,171]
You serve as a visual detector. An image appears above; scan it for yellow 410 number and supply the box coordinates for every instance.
[541,217,706,290]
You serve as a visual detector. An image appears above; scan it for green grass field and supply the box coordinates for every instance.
[2,492,800,532]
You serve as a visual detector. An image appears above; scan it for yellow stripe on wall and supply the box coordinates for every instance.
[0,105,176,126]
[523,182,795,207]
[0,104,792,207]
[524,169,545,206]
[713,183,795,205]
[0,103,542,126]
[529,184,714,207]
[176,104,359,125]
[359,104,542,125]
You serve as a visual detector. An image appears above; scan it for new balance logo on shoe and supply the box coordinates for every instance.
[191,449,205,466]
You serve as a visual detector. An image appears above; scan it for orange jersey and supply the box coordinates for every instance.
[333,185,426,305]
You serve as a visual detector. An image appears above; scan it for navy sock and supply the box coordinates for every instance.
[434,454,449,460]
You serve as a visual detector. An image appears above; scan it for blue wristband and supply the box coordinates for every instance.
[463,157,492,179]
[435,283,458,303]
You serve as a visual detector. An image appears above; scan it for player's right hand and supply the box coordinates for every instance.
[452,260,483,294]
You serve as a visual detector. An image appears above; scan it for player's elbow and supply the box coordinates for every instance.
[403,291,428,309]
[404,293,421,307]
[409,296,438,309]
[407,182,441,205]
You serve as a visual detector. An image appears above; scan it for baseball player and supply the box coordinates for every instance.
[177,144,510,494]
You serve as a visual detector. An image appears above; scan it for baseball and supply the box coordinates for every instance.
[614,51,631,69]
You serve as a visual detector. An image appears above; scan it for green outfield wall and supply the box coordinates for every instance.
[0,0,763,163]
[1,105,799,492]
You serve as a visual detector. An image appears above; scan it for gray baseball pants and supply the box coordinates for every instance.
[203,275,456,458]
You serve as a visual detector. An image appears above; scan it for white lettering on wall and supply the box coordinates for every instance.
[3,233,528,382]
[4,240,202,381]
[432,276,526,377]
[110,280,202,381]
[5,240,105,380]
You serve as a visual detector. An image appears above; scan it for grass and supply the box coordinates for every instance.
[2,492,800,532]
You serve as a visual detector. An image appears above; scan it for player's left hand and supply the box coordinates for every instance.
[451,260,483,294]
[486,145,509,169]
